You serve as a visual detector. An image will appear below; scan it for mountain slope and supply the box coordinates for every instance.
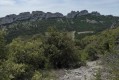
[0,10,119,42]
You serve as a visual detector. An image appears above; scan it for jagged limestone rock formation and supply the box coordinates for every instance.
[67,10,89,18]
[77,10,89,16]
[45,12,63,19]
[91,11,101,16]
[0,10,101,25]
[0,14,16,25]
[67,11,79,18]
[16,12,31,21]
[31,11,45,20]
[0,11,64,25]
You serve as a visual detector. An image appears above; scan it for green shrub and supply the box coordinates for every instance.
[0,60,33,80]
[8,37,47,69]
[95,69,102,80]
[0,31,7,60]
[32,71,42,80]
[43,30,80,68]
[84,44,98,61]
[102,53,119,80]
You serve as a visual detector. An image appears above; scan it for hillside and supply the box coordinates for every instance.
[1,24,119,80]
[1,10,119,80]
[0,10,119,42]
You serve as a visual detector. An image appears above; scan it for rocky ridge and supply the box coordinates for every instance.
[0,10,101,25]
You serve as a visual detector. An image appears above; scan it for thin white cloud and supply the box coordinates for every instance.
[0,0,16,6]
[0,0,119,17]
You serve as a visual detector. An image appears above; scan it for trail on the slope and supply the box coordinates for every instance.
[56,60,102,80]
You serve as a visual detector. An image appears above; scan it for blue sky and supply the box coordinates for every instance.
[0,0,119,17]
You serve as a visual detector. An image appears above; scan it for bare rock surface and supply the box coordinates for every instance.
[45,12,63,19]
[86,19,98,24]
[56,60,102,80]
[91,11,101,16]
[16,12,31,20]
[31,11,45,20]
[67,11,79,18]
[77,10,89,16]
[0,10,102,25]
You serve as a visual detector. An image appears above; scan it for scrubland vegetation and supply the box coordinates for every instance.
[0,26,119,80]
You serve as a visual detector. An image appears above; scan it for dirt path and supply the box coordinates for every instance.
[56,60,102,80]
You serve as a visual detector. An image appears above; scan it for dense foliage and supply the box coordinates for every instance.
[43,29,80,68]
[0,28,81,79]
[0,31,6,60]
[4,15,119,42]
[1,22,119,79]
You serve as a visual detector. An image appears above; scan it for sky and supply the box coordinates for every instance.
[0,0,119,17]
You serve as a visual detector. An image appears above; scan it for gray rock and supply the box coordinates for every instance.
[86,19,98,24]
[58,60,102,80]
[31,11,45,20]
[91,11,100,16]
[99,21,104,23]
[0,10,103,25]
[0,11,64,25]
[0,14,16,25]
[16,12,31,21]
[110,22,116,29]
[45,12,63,19]
[67,10,89,18]
[67,11,79,18]
[54,12,64,18]
[77,10,89,16]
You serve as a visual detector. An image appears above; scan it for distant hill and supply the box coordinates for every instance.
[0,10,118,26]
[0,10,119,42]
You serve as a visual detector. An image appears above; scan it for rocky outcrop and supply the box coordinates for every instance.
[91,11,100,16]
[0,11,64,25]
[0,10,102,25]
[16,12,31,21]
[110,22,116,29]
[0,14,16,24]
[67,11,79,18]
[31,11,45,20]
[86,19,98,24]
[45,12,63,19]
[77,10,89,16]
[67,10,89,18]
[0,12,64,25]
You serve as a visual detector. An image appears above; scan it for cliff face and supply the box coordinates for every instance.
[67,10,89,18]
[0,10,101,25]
[0,11,64,25]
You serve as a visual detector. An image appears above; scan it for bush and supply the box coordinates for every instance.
[84,44,98,61]
[95,69,102,80]
[32,71,42,80]
[0,60,33,80]
[0,31,7,60]
[102,53,119,80]
[32,70,56,80]
[8,37,47,69]
[43,30,80,68]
